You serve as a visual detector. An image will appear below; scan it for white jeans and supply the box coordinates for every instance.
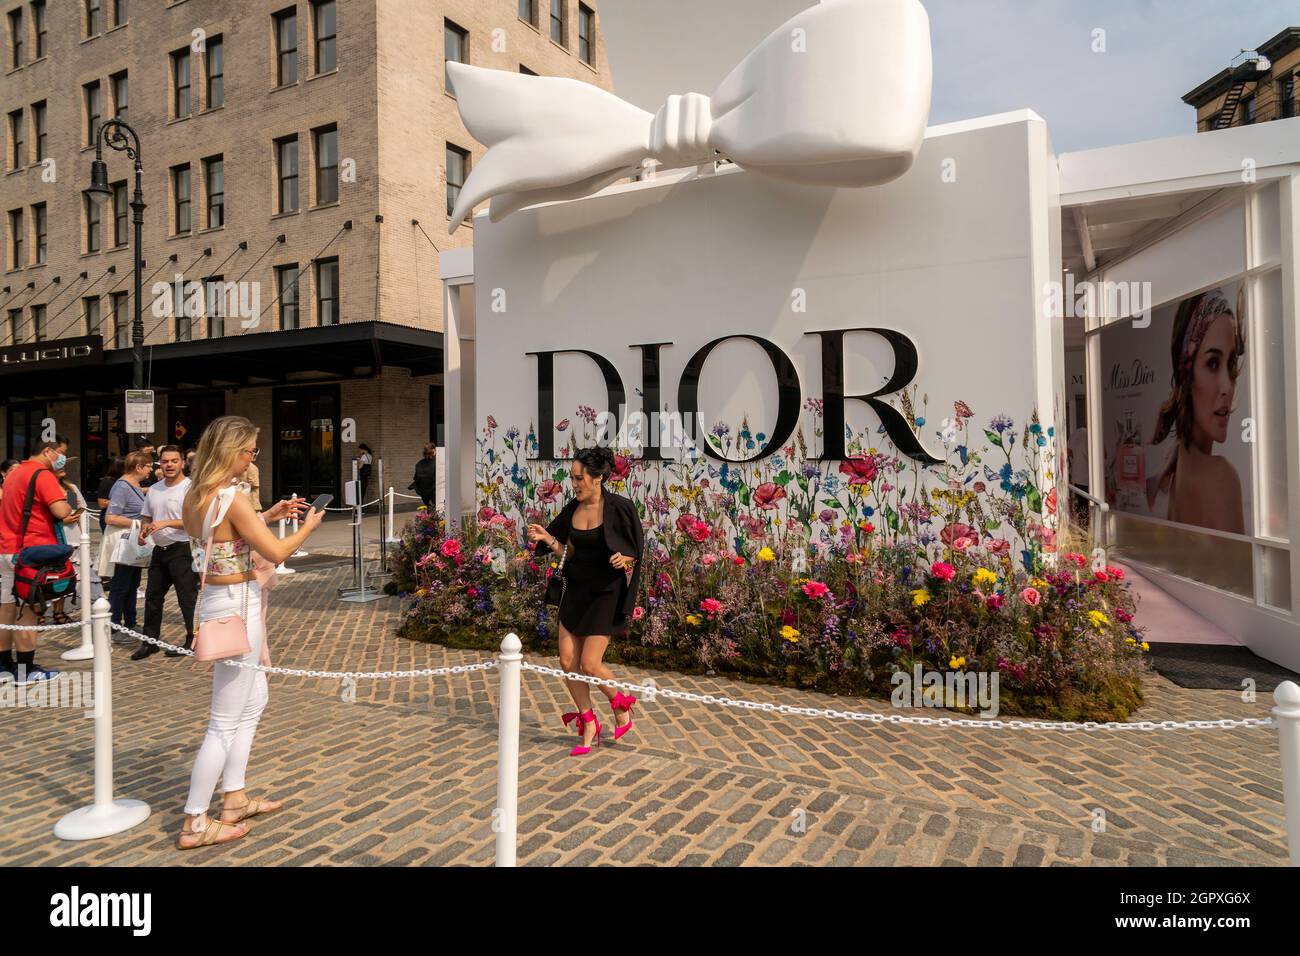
[184,580,268,815]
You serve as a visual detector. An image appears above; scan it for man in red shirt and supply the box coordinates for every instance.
[0,436,72,684]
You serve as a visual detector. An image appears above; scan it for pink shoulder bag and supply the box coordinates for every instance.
[191,495,251,663]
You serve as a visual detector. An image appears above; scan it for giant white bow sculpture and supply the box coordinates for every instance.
[446,0,932,232]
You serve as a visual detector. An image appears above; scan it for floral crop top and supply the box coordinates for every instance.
[191,484,254,576]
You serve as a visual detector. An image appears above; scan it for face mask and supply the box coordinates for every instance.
[51,453,67,471]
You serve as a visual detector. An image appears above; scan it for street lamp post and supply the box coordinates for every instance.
[84,119,145,389]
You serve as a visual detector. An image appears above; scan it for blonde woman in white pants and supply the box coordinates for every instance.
[178,416,323,850]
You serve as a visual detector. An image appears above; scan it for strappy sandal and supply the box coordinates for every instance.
[51,611,72,626]
[176,817,250,850]
[219,796,284,824]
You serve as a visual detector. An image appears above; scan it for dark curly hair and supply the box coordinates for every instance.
[573,446,615,484]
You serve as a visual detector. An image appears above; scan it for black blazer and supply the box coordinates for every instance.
[534,491,645,617]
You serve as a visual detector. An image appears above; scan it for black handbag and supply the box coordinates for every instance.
[543,543,569,607]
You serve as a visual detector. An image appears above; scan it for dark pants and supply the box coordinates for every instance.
[108,563,144,630]
[144,541,199,642]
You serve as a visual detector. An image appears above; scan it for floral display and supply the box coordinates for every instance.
[392,395,1148,721]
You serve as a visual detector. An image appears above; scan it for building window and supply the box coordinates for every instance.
[84,81,102,147]
[32,101,46,161]
[172,163,191,234]
[204,155,224,228]
[110,72,128,127]
[112,0,126,28]
[446,144,469,218]
[111,290,129,347]
[276,264,299,329]
[172,48,191,118]
[313,125,337,204]
[112,181,128,246]
[578,4,593,64]
[276,135,299,213]
[519,0,537,27]
[8,209,23,268]
[85,0,103,37]
[84,193,101,253]
[205,276,225,337]
[8,308,22,344]
[8,9,22,69]
[550,0,565,46]
[275,7,298,86]
[7,110,22,169]
[1242,94,1257,125]
[31,1,45,58]
[32,202,45,264]
[315,257,338,325]
[174,277,193,341]
[205,35,223,109]
[1281,75,1296,120]
[313,0,335,74]
[444,19,467,91]
[31,303,45,341]
[84,296,101,336]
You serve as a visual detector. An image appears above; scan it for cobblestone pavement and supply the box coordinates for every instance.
[1,557,1289,867]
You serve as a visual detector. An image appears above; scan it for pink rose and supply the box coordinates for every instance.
[801,581,830,600]
[753,482,787,511]
[942,523,978,551]
[930,561,956,582]
[632,606,645,621]
[702,554,717,567]
[687,519,711,543]
[440,539,461,559]
[611,455,631,481]
[1106,565,1125,581]
[700,598,724,617]
[987,539,1010,555]
[1020,587,1041,606]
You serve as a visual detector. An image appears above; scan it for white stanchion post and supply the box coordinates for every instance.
[1274,681,1300,866]
[386,487,400,544]
[495,633,522,867]
[62,510,94,661]
[290,493,308,558]
[53,598,151,840]
[275,504,296,575]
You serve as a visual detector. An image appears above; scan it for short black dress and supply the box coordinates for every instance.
[559,524,629,638]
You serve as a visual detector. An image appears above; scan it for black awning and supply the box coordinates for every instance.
[0,321,443,401]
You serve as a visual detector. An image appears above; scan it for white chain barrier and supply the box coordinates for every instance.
[0,621,86,632]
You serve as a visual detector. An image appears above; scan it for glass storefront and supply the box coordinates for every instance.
[6,402,49,464]
[80,398,128,493]
[273,385,339,501]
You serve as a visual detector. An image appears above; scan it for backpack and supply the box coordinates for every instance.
[11,469,77,613]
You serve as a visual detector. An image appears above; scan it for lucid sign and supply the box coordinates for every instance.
[527,328,941,465]
[0,335,104,373]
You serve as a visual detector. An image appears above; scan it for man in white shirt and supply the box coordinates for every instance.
[131,446,198,661]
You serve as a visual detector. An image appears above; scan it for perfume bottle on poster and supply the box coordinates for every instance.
[1115,410,1146,511]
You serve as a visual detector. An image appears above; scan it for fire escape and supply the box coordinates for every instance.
[1213,51,1272,129]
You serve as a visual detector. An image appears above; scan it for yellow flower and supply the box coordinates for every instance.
[911,589,931,607]
[1141,642,1150,652]
[780,625,800,642]
[1088,610,1110,630]
[1125,637,1136,645]
[972,568,998,587]
[415,588,427,598]
[1030,577,1049,589]
[686,614,702,626]
[868,447,877,455]
[949,655,966,669]
[757,547,776,562]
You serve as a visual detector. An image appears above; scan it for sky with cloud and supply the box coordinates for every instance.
[923,0,1295,152]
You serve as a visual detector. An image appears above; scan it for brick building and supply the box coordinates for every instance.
[0,0,610,504]
[1183,26,1299,132]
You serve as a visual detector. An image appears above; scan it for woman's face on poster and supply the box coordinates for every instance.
[1191,314,1237,446]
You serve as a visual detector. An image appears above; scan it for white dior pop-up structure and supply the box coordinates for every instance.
[441,0,1300,672]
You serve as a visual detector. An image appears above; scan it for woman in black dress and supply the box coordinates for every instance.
[527,447,644,756]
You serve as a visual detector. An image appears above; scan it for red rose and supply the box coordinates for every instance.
[838,457,877,485]
[611,455,631,481]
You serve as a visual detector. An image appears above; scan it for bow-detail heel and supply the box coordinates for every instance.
[561,711,585,737]
[569,709,601,756]
[611,691,637,741]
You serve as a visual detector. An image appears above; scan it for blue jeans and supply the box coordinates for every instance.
[108,563,144,631]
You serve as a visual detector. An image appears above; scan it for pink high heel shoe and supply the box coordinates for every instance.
[610,691,637,741]
[569,709,601,756]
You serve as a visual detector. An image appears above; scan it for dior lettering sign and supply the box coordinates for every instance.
[0,335,104,372]
[528,328,941,465]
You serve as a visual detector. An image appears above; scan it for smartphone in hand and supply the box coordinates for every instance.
[309,493,333,514]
